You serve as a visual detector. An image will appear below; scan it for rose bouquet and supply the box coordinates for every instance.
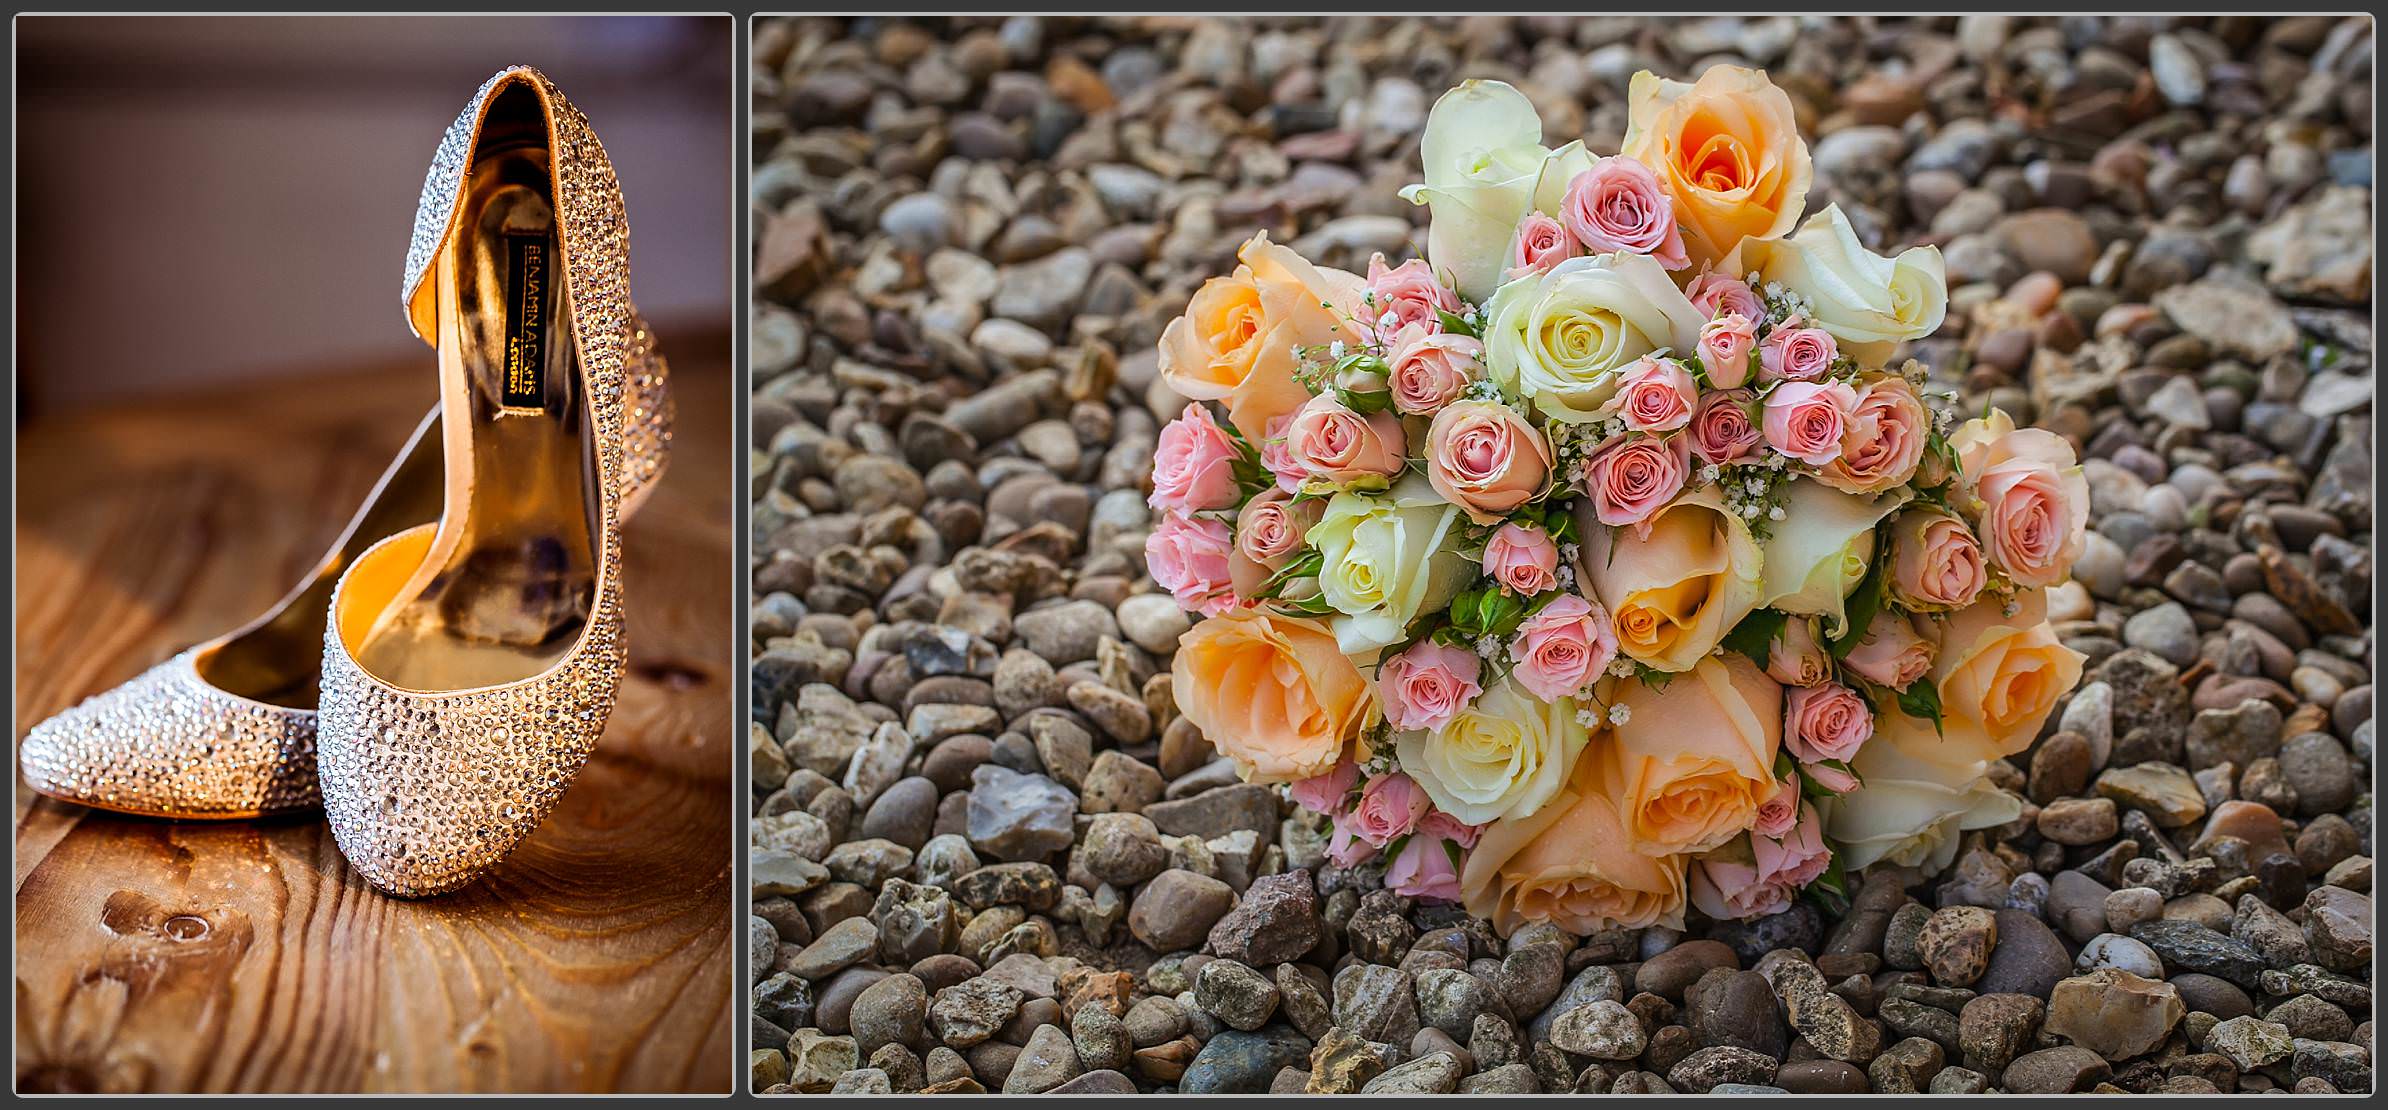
[1146,65,2087,937]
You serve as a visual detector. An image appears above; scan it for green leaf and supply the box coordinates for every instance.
[1895,677,1944,734]
[1442,837,1465,870]
[1826,549,1888,660]
[1803,850,1850,916]
[1435,307,1481,339]
[1722,608,1789,668]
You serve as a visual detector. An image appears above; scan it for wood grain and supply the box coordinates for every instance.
[12,329,737,1093]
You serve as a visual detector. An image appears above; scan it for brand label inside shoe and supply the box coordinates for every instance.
[501,231,551,411]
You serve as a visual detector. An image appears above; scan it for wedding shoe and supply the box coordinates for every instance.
[316,66,665,896]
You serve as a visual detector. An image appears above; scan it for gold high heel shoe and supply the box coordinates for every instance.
[317,66,663,897]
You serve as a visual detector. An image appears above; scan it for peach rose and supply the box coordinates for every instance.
[1364,254,1462,339]
[1507,594,1619,703]
[1820,376,1928,495]
[1171,609,1373,784]
[1765,615,1832,688]
[1605,653,1784,855]
[1698,313,1758,389]
[1577,483,1765,672]
[1425,400,1552,524]
[1688,389,1763,466]
[1888,507,1987,612]
[1842,609,1935,690]
[1784,682,1873,764]
[1509,212,1580,279]
[1762,379,1855,466]
[1951,412,2090,588]
[1286,392,1406,487]
[1150,403,1243,514]
[1482,522,1561,596]
[1752,772,1800,838]
[1159,231,1366,439]
[1378,639,1483,734]
[1387,324,1483,416]
[1687,269,1765,321]
[1758,321,1838,384]
[1145,511,1237,616]
[1621,65,1813,271]
[1559,157,1689,270]
[1286,758,1359,816]
[1460,752,1687,936]
[1928,588,2086,765]
[1612,357,1698,433]
[1227,485,1324,598]
[1581,432,1690,533]
[1689,838,1795,921]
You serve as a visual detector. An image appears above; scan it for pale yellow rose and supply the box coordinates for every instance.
[1925,587,2086,766]
[1460,747,1687,936]
[1622,65,1813,272]
[1311,477,1474,654]
[1171,609,1373,784]
[1605,653,1784,855]
[1158,232,1365,440]
[1396,675,1589,826]
[1758,478,1912,640]
[1824,711,2022,873]
[1482,252,1707,424]
[1748,204,1947,365]
[1577,484,1764,672]
[1398,79,1593,302]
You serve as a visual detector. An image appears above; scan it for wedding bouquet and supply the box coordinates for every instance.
[1145,65,2088,937]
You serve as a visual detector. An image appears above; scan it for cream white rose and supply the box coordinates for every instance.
[1758,478,1911,639]
[1396,675,1590,825]
[1751,204,1947,365]
[1823,710,2021,873]
[1484,252,1707,424]
[1311,476,1473,653]
[1577,484,1765,672]
[1398,80,1591,303]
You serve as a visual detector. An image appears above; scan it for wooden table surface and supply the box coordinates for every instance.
[12,329,737,1094]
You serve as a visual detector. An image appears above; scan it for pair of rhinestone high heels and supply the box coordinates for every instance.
[18,67,672,898]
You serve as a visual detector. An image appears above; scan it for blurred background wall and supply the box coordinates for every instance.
[15,14,732,418]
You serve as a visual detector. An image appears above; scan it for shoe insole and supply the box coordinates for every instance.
[353,140,600,692]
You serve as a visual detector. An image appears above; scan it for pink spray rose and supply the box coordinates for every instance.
[1688,389,1764,466]
[1482,522,1561,596]
[1387,324,1483,416]
[1582,433,1691,532]
[1752,773,1800,839]
[1612,357,1698,433]
[1386,825,1464,902]
[1364,254,1462,339]
[1764,616,1832,688]
[1697,312,1758,389]
[1820,377,1928,495]
[1287,758,1360,816]
[1759,320,1839,384]
[1259,413,1304,493]
[1785,683,1874,764]
[1686,269,1765,322]
[1419,809,1481,849]
[1149,403,1242,514]
[1351,772,1430,847]
[1145,511,1238,616]
[1688,848,1796,921]
[1753,803,1831,889]
[1888,508,1988,612]
[1228,484,1326,600]
[1559,157,1689,270]
[1762,380,1856,466]
[1285,392,1406,485]
[1378,640,1484,734]
[1507,594,1619,703]
[1804,761,1860,794]
[1509,212,1581,279]
[1842,609,1936,690]
[1425,400,1552,524]
[1326,810,1375,867]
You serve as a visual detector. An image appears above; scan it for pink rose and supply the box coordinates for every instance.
[1969,433,2090,589]
[1698,313,1758,389]
[1686,269,1765,322]
[1508,212,1580,279]
[1804,761,1859,794]
[1385,826,1463,902]
[1326,810,1375,867]
[1582,433,1691,532]
[1379,640,1484,734]
[1287,758,1359,816]
[1286,393,1406,485]
[1482,522,1561,596]
[1785,682,1873,764]
[1507,594,1619,702]
[1351,772,1429,847]
[1145,511,1238,616]
[1688,389,1763,466]
[1820,377,1928,494]
[1612,357,1698,433]
[1364,254,1461,339]
[1762,380,1856,466]
[1688,851,1796,921]
[1559,157,1689,270]
[1387,324,1483,416]
[1259,413,1304,493]
[1149,403,1242,514]
[1764,616,1831,688]
[1228,484,1326,599]
[1419,808,1482,849]
[1888,508,1987,612]
[1842,609,1935,690]
[1425,400,1552,524]
[1759,321,1838,384]
[1752,773,1799,839]
[1753,803,1830,889]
